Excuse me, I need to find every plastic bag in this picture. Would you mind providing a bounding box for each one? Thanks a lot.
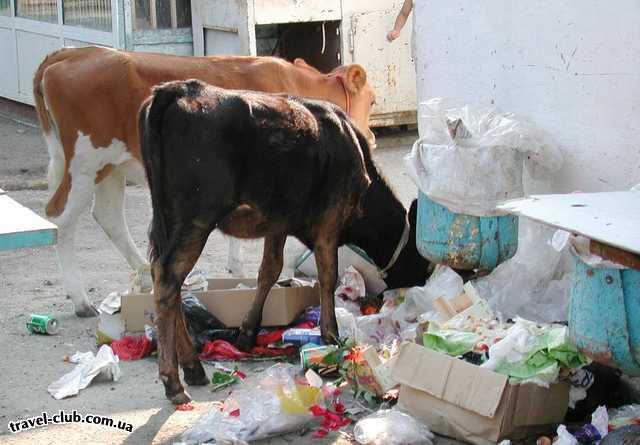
[354,312,401,347]
[555,425,579,445]
[182,269,208,292]
[110,334,154,360]
[571,235,628,269]
[181,364,322,444]
[353,409,433,445]
[181,292,228,351]
[404,265,464,322]
[423,329,479,357]
[556,406,609,445]
[335,307,357,340]
[473,218,572,323]
[48,345,121,399]
[481,318,587,386]
[609,404,640,427]
[405,98,563,216]
[335,265,366,301]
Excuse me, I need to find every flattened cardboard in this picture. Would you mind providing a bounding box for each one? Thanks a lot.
[392,342,569,445]
[121,278,319,332]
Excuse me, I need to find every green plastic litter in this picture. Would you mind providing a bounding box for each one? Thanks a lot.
[423,329,479,357]
[491,325,588,382]
[210,370,242,391]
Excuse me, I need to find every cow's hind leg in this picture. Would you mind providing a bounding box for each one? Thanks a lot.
[153,225,210,404]
[50,175,98,317]
[237,234,286,351]
[226,237,246,277]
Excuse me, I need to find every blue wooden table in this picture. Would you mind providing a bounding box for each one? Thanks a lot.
[0,188,58,251]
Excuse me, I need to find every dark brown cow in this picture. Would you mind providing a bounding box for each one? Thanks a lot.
[33,46,376,317]
[139,80,428,404]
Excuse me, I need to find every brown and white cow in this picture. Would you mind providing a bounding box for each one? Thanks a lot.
[33,46,377,317]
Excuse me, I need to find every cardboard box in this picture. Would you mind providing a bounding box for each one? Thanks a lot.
[121,278,319,332]
[391,342,569,445]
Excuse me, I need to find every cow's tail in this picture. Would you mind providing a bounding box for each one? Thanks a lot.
[139,83,187,264]
[33,48,76,217]
[33,48,71,134]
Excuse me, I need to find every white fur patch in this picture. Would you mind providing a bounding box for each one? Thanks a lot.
[43,131,65,194]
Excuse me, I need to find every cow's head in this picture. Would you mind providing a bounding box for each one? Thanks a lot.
[294,59,377,148]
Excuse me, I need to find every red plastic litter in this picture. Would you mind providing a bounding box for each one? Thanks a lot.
[310,404,326,416]
[310,403,351,435]
[175,403,194,411]
[256,328,286,346]
[199,340,251,361]
[313,428,329,439]
[111,335,154,361]
[295,321,316,330]
[229,409,240,417]
[250,345,297,357]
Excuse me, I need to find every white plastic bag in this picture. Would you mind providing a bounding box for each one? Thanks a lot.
[473,218,571,323]
[48,345,121,399]
[335,265,366,301]
[182,269,208,292]
[405,98,563,216]
[555,425,579,445]
[182,364,319,444]
[353,409,433,445]
[404,265,464,322]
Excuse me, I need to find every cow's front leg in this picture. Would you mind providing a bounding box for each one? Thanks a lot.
[314,237,339,344]
[237,234,286,351]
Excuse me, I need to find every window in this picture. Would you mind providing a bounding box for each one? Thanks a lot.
[133,0,190,30]
[16,0,58,22]
[0,0,10,16]
[63,0,112,31]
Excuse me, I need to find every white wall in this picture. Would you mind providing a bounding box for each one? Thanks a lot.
[414,0,640,193]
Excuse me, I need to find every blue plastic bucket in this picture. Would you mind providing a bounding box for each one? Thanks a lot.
[569,252,640,375]
[415,192,519,271]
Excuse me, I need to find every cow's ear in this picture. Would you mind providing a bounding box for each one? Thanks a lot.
[345,64,367,93]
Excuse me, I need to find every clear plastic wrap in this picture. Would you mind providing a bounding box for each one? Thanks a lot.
[403,265,464,323]
[335,265,367,301]
[473,218,571,323]
[182,364,321,444]
[353,409,434,445]
[405,98,563,216]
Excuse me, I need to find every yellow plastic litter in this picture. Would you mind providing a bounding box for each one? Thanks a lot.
[276,385,321,414]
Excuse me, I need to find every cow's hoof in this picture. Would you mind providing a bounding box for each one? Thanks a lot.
[320,323,339,345]
[75,304,99,318]
[236,330,256,352]
[170,390,192,405]
[183,363,208,386]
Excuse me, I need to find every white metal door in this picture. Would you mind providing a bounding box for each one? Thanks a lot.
[0,0,120,103]
[350,9,416,126]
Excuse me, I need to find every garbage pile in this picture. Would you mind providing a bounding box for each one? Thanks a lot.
[45,251,634,444]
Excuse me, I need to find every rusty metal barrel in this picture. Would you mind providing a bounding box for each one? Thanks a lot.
[415,192,519,272]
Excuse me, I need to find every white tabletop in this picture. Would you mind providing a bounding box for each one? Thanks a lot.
[498,192,640,255]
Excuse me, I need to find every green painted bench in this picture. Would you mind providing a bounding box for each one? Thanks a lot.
[0,188,58,251]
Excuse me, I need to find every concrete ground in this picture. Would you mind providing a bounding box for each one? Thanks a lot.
[0,107,461,444]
